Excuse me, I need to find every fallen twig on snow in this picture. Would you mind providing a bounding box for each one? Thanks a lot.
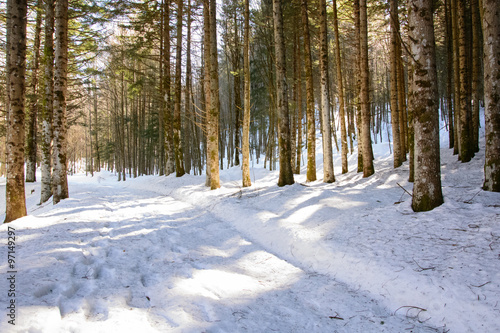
[394,305,427,322]
[471,281,491,288]
[397,183,412,197]
[412,258,435,272]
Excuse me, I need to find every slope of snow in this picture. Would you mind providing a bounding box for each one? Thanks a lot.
[1,127,499,332]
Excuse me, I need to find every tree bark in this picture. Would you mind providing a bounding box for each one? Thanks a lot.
[274,0,294,187]
[208,0,220,189]
[481,0,500,191]
[408,0,444,212]
[457,0,474,162]
[52,0,69,204]
[319,0,334,182]
[301,0,316,182]
[40,0,55,204]
[242,0,251,187]
[470,0,481,153]
[164,0,175,175]
[389,0,402,168]
[174,0,185,176]
[451,0,460,155]
[4,0,28,222]
[359,0,374,177]
[445,0,455,149]
[333,0,348,174]
[26,0,42,183]
[233,9,241,167]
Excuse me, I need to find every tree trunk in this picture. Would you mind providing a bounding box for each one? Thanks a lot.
[93,87,100,171]
[242,0,251,187]
[333,0,348,174]
[26,0,42,183]
[445,0,455,150]
[295,29,303,175]
[458,0,474,162]
[389,0,402,168]
[470,0,481,153]
[319,0,334,182]
[158,0,166,175]
[233,10,241,167]
[451,0,460,155]
[301,0,316,182]
[174,0,185,177]
[274,0,294,187]
[482,0,500,191]
[359,0,374,177]
[203,0,212,187]
[4,0,28,222]
[408,0,444,212]
[208,0,220,189]
[184,0,193,174]
[164,0,175,175]
[40,0,55,204]
[52,0,69,204]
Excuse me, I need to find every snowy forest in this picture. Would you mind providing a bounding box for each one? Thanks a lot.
[0,0,499,331]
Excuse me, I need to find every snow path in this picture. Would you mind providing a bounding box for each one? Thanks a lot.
[1,175,440,332]
[0,138,499,332]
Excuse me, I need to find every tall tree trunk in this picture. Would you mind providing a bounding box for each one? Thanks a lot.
[164,0,175,175]
[319,0,334,182]
[295,29,303,175]
[208,0,220,189]
[458,0,474,162]
[408,0,444,212]
[451,0,460,155]
[26,0,42,183]
[52,0,69,204]
[481,0,500,191]
[174,0,185,176]
[359,0,374,177]
[333,0,348,174]
[301,0,316,182]
[203,0,212,187]
[40,0,55,204]
[184,0,193,174]
[242,0,251,187]
[4,0,28,222]
[158,0,166,175]
[93,87,100,171]
[233,9,241,167]
[354,0,363,173]
[445,0,455,149]
[389,0,402,168]
[274,0,294,187]
[470,0,481,153]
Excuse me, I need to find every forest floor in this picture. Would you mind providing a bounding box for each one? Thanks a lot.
[1,138,500,332]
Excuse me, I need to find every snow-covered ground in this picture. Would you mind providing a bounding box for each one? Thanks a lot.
[1,130,499,332]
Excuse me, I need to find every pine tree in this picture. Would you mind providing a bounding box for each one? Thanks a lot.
[274,0,294,187]
[408,0,444,212]
[40,0,55,204]
[301,0,316,182]
[4,0,28,222]
[318,0,334,183]
[208,0,220,189]
[242,0,252,187]
[389,0,402,168]
[333,0,348,174]
[52,0,69,204]
[359,0,374,177]
[25,0,42,183]
[482,0,500,192]
[174,0,185,177]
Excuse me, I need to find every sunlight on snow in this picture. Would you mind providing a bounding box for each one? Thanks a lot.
[176,269,265,300]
